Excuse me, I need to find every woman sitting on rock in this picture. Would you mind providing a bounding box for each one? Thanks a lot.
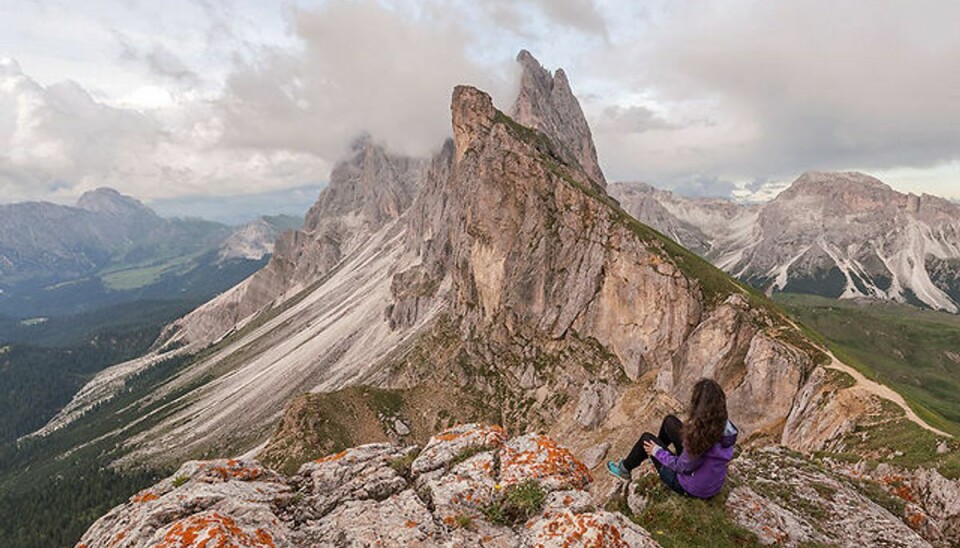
[606,378,738,499]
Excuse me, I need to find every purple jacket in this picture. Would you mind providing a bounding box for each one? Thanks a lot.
[653,421,738,499]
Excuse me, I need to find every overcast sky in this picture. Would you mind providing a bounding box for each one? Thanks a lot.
[1,0,958,221]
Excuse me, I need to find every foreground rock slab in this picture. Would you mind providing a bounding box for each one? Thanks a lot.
[77,424,659,547]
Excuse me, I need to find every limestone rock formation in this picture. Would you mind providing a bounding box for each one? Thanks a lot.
[76,425,659,547]
[218,215,301,262]
[611,172,960,313]
[159,136,427,349]
[42,51,821,469]
[512,50,606,188]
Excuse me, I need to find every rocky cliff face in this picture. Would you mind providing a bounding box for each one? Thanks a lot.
[611,173,960,313]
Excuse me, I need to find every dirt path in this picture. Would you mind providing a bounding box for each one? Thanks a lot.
[822,350,953,438]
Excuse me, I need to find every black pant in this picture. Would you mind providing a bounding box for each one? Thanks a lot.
[623,414,684,471]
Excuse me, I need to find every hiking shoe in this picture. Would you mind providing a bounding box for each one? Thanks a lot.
[606,460,631,481]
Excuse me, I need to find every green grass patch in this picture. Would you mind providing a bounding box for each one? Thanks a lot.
[388,450,420,478]
[100,253,199,291]
[852,477,906,517]
[453,512,474,529]
[774,293,960,438]
[628,474,761,548]
[481,480,547,526]
[844,418,960,479]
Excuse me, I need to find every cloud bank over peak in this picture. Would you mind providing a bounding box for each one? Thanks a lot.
[217,1,520,161]
[1,0,959,210]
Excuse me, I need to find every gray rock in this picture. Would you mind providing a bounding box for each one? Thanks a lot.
[394,417,411,436]
[730,448,932,547]
[574,383,618,430]
[411,423,507,475]
[581,442,611,469]
[627,480,649,516]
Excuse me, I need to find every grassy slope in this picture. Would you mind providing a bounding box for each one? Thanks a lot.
[774,293,960,437]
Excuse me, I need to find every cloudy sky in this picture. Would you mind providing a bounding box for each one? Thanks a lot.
[1,0,958,222]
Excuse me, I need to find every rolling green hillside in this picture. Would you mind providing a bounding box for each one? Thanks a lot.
[774,293,960,435]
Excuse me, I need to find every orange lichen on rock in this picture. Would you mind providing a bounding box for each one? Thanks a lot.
[500,434,592,489]
[198,460,265,482]
[314,450,349,464]
[905,507,927,530]
[435,424,507,446]
[881,475,917,503]
[157,511,276,548]
[533,511,631,548]
[131,490,159,503]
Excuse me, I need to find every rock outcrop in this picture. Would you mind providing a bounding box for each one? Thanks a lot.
[727,448,932,547]
[511,50,606,188]
[77,425,659,547]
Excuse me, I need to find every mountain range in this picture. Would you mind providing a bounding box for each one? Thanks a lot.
[610,172,960,313]
[7,51,960,547]
[0,188,300,319]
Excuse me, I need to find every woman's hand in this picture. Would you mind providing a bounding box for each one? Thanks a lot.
[643,440,660,456]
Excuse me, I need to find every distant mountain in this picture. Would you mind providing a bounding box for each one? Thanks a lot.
[611,172,960,312]
[0,189,300,318]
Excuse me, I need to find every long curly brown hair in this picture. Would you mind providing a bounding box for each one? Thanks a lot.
[682,378,729,457]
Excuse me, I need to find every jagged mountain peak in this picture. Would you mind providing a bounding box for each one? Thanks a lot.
[613,171,960,313]
[510,50,606,188]
[305,134,425,231]
[451,85,498,162]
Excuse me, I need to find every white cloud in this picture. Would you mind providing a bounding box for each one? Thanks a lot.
[585,0,960,188]
[216,1,520,160]
[0,57,328,205]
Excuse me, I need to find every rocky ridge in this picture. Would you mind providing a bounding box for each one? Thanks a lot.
[610,172,960,312]
[511,50,606,189]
